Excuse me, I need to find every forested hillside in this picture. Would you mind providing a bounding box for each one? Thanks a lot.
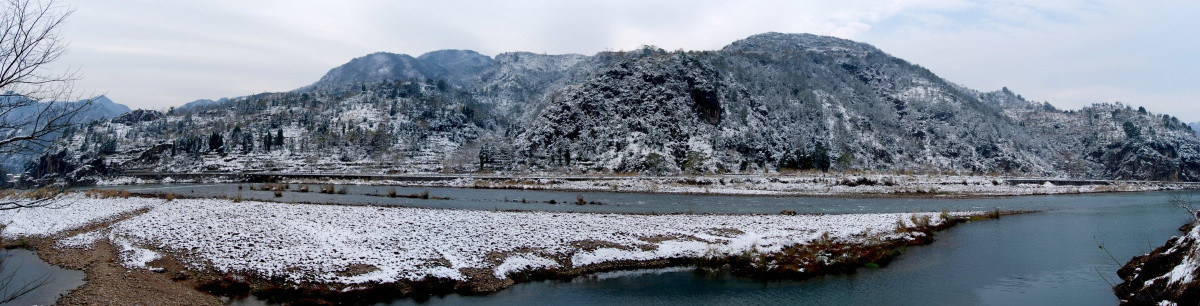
[22,33,1200,185]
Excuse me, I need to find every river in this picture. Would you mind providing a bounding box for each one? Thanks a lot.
[0,248,85,305]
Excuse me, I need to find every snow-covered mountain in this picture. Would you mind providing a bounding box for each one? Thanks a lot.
[308,50,498,90]
[30,33,1200,183]
[1,95,129,173]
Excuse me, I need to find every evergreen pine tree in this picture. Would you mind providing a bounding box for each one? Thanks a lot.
[209,131,224,153]
[276,129,285,147]
[263,130,272,151]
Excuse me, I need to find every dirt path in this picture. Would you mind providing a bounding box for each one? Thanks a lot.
[48,240,222,305]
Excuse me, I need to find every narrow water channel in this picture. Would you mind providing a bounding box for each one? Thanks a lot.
[0,248,85,305]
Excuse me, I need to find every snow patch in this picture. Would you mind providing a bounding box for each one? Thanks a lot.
[0,193,160,238]
[493,254,561,279]
[57,230,104,248]
[114,237,161,269]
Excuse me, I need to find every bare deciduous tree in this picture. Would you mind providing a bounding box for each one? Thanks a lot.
[0,1,77,301]
[0,0,84,211]
[0,0,88,156]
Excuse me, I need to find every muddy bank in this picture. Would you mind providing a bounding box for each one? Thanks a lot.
[4,233,222,305]
[1115,216,1200,305]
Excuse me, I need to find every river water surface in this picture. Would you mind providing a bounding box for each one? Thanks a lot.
[0,248,85,305]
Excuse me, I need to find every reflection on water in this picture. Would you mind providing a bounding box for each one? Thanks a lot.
[0,248,85,305]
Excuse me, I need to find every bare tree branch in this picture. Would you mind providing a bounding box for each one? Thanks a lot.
[0,257,51,304]
[0,1,78,302]
[0,0,87,156]
[0,194,54,210]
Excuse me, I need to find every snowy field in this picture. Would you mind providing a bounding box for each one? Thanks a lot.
[0,193,967,285]
[0,193,160,238]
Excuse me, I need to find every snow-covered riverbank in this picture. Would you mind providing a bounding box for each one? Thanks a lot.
[96,173,1198,197]
[0,192,976,295]
[314,174,1191,197]
[1116,217,1200,305]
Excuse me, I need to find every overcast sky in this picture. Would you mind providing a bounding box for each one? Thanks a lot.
[52,0,1199,121]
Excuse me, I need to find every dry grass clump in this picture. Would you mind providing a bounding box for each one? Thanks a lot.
[83,189,129,199]
[910,214,932,228]
[2,187,64,199]
[894,216,909,233]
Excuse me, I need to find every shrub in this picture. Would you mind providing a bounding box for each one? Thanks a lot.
[419,190,428,199]
[337,187,348,195]
[273,190,283,197]
[576,195,586,205]
[387,188,398,198]
[165,193,176,202]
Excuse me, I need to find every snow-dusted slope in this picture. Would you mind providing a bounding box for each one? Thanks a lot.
[30,33,1200,183]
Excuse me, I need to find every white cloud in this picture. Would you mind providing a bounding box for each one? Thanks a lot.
[48,0,1200,121]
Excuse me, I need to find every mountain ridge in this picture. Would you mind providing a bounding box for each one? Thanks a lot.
[25,32,1200,184]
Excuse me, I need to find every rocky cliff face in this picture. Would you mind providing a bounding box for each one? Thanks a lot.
[1116,217,1200,305]
[32,32,1200,181]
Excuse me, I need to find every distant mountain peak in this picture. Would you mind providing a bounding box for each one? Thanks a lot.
[722,32,877,54]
